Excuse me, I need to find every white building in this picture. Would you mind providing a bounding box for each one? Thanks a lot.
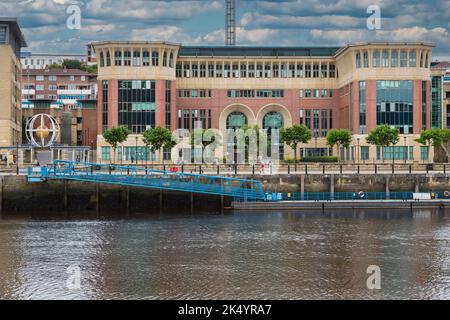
[21,52,88,69]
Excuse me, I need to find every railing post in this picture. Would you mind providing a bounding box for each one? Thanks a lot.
[444,164,447,175]
[288,165,290,175]
[90,166,94,175]
[163,164,166,172]
[181,164,184,173]
[235,164,238,175]
[305,164,308,175]
[252,164,255,176]
[426,164,429,174]
[199,165,202,175]
[217,165,220,175]
[109,165,112,175]
[340,164,342,174]
[409,164,412,174]
[322,165,325,175]
[127,168,130,176]
[392,163,394,174]
[357,165,360,174]
[375,164,377,174]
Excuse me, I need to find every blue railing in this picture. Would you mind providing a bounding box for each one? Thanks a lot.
[43,160,266,200]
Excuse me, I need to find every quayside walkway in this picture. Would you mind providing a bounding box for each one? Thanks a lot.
[33,160,266,201]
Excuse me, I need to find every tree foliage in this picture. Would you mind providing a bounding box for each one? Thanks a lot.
[47,59,97,73]
[102,126,130,162]
[366,124,400,147]
[326,129,353,149]
[281,125,312,162]
[415,128,450,147]
[142,127,174,162]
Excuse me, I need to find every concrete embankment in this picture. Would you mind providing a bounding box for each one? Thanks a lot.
[232,200,450,211]
[1,172,450,215]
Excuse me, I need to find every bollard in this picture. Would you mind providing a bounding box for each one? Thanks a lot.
[288,165,290,175]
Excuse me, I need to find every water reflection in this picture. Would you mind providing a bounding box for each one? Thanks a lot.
[0,209,449,299]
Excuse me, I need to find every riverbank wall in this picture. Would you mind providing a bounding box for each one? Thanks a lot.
[1,173,450,215]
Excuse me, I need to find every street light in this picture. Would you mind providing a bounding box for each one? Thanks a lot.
[404,136,407,164]
[357,137,360,165]
[135,136,138,165]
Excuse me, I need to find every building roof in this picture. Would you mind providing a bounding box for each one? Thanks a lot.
[179,46,341,57]
[0,17,27,47]
[431,61,450,70]
[21,52,87,58]
[22,68,96,76]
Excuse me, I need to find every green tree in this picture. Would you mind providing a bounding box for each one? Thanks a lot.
[416,128,450,162]
[142,127,173,163]
[366,124,400,163]
[190,128,220,163]
[102,126,130,163]
[281,125,311,166]
[326,129,353,160]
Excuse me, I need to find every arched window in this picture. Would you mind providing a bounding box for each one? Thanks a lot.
[355,52,361,68]
[163,50,167,67]
[169,51,174,68]
[420,51,424,68]
[425,52,429,68]
[226,111,247,129]
[106,51,111,66]
[363,51,369,67]
[263,111,284,160]
[100,51,104,67]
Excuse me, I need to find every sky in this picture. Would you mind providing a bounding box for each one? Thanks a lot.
[1,0,450,60]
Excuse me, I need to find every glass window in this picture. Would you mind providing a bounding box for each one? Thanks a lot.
[329,64,335,78]
[169,51,174,67]
[101,146,111,161]
[115,50,122,66]
[313,64,319,78]
[363,51,369,68]
[0,26,6,43]
[123,50,131,66]
[162,51,167,67]
[305,64,311,78]
[372,49,380,67]
[240,63,247,78]
[355,52,361,68]
[133,50,140,66]
[361,146,369,160]
[400,49,407,67]
[409,50,416,67]
[391,50,398,67]
[296,63,303,78]
[382,49,389,67]
[420,146,429,161]
[142,51,150,66]
[152,51,159,66]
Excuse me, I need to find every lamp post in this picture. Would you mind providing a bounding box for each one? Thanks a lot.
[357,137,360,165]
[135,136,138,165]
[404,136,407,164]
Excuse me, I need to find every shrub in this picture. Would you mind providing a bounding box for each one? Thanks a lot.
[296,156,338,163]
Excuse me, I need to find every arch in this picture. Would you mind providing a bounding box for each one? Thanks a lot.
[227,111,248,129]
[255,103,292,129]
[219,103,256,133]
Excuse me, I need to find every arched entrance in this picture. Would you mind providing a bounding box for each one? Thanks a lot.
[262,111,285,160]
[226,111,248,163]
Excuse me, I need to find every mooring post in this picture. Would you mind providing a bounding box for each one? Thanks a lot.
[300,175,305,200]
[385,175,390,200]
[0,177,3,218]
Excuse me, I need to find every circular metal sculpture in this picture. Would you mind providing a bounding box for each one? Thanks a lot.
[25,114,60,147]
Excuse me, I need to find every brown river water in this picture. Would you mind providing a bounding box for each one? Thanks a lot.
[0,209,449,299]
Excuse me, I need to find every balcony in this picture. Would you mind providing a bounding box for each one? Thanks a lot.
[57,89,92,95]
[22,89,35,95]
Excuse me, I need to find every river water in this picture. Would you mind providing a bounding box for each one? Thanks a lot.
[0,209,449,300]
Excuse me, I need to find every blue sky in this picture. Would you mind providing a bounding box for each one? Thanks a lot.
[1,0,449,60]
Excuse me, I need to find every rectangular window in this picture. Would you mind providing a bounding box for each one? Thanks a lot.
[133,50,141,66]
[256,64,263,78]
[321,64,327,78]
[400,49,407,67]
[124,50,131,66]
[422,81,427,129]
[142,51,150,66]
[240,63,247,78]
[329,64,335,78]
[289,64,295,78]
[373,49,380,67]
[363,51,369,68]
[216,63,223,78]
[0,26,6,43]
[305,110,311,129]
[200,63,206,78]
[101,146,111,161]
[305,89,312,98]
[224,63,230,78]
[115,50,123,66]
[36,76,44,81]
[313,64,319,78]
[165,80,171,130]
[208,63,214,77]
[192,63,199,77]
[49,76,57,81]
[152,51,159,66]
[313,110,319,137]
[361,146,369,161]
[420,146,429,161]
[409,50,416,67]
[382,49,389,67]
[296,63,303,78]
[102,80,108,131]
[321,109,328,137]
[391,49,398,67]
[359,81,366,134]
[248,64,255,78]
[305,64,311,78]
[273,64,279,78]
[409,146,414,160]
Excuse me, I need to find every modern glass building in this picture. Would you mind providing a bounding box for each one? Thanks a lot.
[93,41,435,163]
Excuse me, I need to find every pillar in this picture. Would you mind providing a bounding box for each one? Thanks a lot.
[330,174,335,200]
[385,175,390,200]
[300,175,305,200]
